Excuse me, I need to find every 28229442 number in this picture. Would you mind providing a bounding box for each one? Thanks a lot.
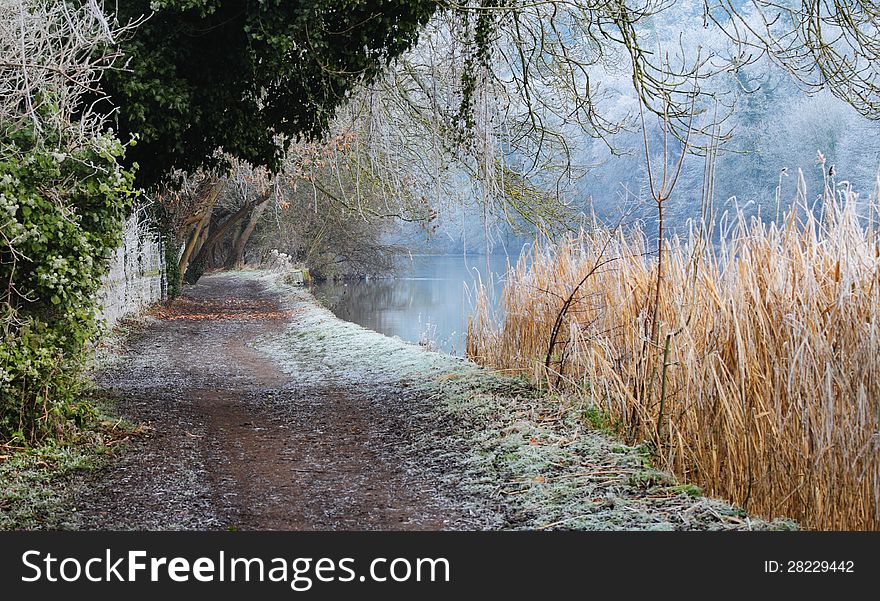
[764,560,854,573]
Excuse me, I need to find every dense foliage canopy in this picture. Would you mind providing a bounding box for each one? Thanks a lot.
[105,0,438,186]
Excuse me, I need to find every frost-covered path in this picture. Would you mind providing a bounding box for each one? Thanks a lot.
[67,270,771,531]
[69,272,484,530]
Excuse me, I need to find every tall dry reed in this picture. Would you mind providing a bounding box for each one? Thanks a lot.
[468,177,880,530]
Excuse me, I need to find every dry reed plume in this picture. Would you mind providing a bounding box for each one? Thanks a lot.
[467,175,880,530]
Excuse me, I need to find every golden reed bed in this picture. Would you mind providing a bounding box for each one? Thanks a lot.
[468,182,880,530]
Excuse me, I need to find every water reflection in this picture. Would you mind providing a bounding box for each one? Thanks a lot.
[311,255,514,355]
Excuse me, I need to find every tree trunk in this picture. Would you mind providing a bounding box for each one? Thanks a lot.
[177,178,225,286]
[192,216,212,259]
[227,197,270,269]
[190,191,271,271]
[177,211,210,282]
[184,217,214,284]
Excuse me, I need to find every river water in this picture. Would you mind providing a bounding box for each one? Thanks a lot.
[310,254,515,355]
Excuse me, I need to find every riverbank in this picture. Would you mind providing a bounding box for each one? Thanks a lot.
[1,269,790,530]
[260,270,788,529]
[309,253,514,355]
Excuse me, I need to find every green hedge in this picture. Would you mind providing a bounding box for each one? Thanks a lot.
[0,127,137,443]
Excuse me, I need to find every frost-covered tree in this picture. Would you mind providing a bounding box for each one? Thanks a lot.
[0,0,133,140]
[372,1,880,241]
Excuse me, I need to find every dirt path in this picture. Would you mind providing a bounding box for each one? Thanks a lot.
[67,271,774,531]
[69,273,475,530]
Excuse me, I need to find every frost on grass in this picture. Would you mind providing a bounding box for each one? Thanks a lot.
[243,270,790,530]
[0,440,111,530]
[254,273,476,388]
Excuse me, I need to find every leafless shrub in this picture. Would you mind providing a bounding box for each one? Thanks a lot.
[0,0,137,143]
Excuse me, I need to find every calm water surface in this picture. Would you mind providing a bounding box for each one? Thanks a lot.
[311,255,516,355]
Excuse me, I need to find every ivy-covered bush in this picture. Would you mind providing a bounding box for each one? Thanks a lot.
[0,127,136,443]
